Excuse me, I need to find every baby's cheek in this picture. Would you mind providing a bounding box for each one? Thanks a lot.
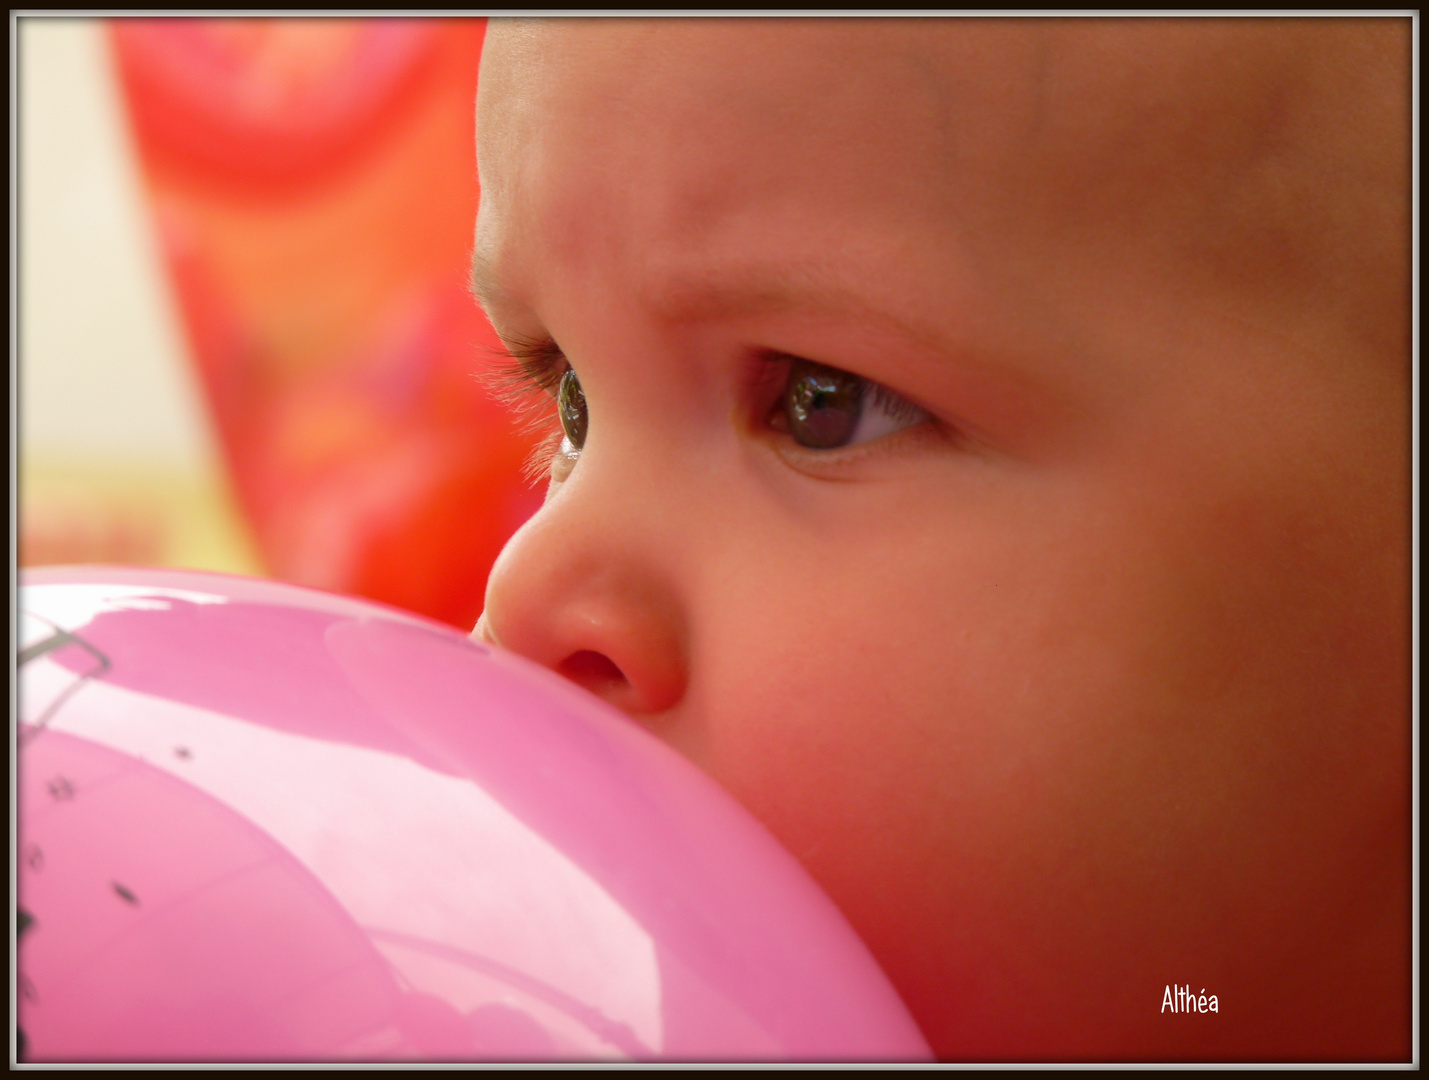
[687,598,1057,1032]
[684,519,1296,1058]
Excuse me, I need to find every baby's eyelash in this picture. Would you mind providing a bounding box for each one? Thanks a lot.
[479,334,570,484]
[484,334,569,400]
[760,351,926,424]
[865,381,926,425]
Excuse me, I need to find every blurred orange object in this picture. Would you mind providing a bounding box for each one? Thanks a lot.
[109,17,541,630]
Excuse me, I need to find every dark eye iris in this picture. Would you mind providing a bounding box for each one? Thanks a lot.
[783,358,864,449]
[558,368,588,451]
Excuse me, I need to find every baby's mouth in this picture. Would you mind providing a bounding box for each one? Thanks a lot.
[471,612,497,647]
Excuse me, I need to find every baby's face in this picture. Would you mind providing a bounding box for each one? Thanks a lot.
[473,19,1409,1060]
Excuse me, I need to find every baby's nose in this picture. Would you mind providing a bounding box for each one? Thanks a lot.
[475,483,688,719]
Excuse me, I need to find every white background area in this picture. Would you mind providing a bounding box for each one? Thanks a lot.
[18,17,223,476]
[16,16,259,574]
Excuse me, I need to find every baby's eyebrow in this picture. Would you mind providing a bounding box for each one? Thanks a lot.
[471,243,951,362]
[642,265,951,357]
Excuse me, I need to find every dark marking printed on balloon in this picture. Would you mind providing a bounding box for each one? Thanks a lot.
[111,882,140,906]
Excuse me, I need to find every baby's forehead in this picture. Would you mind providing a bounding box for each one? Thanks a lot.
[483,19,1318,186]
[484,23,1339,234]
[479,19,1402,366]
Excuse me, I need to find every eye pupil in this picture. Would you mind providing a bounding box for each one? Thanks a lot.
[785,359,863,449]
[558,368,588,451]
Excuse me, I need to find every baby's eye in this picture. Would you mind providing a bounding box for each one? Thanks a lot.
[771,357,929,450]
[557,367,588,453]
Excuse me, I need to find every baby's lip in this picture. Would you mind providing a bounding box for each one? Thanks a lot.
[471,612,498,647]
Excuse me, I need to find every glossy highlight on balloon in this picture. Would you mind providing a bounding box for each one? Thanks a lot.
[17,566,932,1063]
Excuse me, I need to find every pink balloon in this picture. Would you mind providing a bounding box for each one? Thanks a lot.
[17,566,931,1063]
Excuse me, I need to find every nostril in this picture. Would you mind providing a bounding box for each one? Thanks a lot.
[558,649,627,695]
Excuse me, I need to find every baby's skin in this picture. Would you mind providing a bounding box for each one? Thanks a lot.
[470,18,1410,1061]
